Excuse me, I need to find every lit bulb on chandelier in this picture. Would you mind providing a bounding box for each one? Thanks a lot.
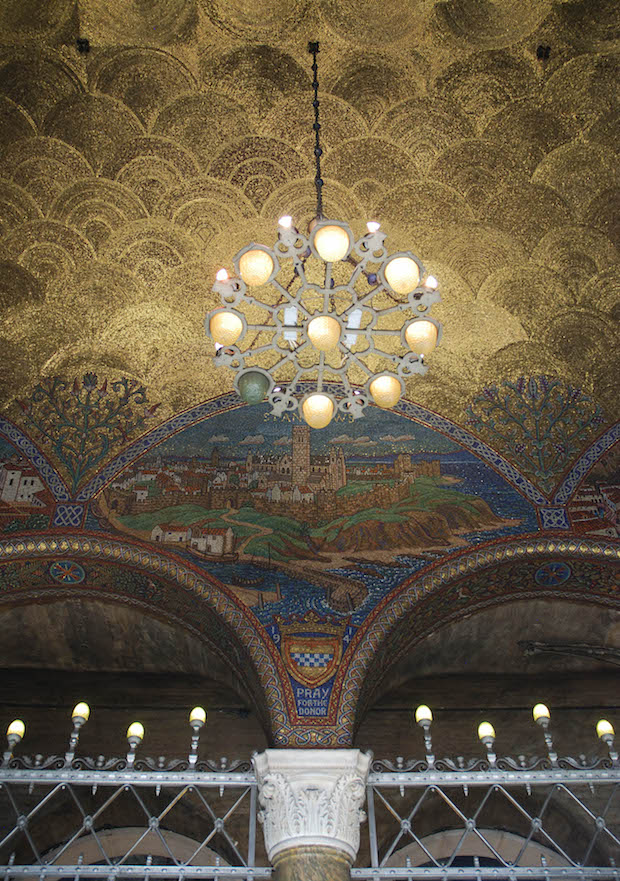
[204,40,443,428]
[312,223,351,262]
[307,315,341,352]
[302,393,335,429]
[384,256,420,294]
[209,311,243,346]
[369,375,402,409]
[238,248,274,286]
[404,319,438,356]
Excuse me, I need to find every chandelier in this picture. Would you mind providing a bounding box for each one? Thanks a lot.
[205,42,442,429]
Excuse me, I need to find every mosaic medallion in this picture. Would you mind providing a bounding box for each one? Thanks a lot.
[49,560,86,584]
[534,561,571,587]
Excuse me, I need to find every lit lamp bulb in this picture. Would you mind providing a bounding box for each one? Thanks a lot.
[313,224,351,262]
[209,311,243,346]
[189,706,207,728]
[478,721,495,742]
[369,375,402,409]
[239,248,274,286]
[65,702,90,765]
[414,705,434,765]
[415,705,433,725]
[278,215,293,228]
[4,719,25,762]
[478,721,496,764]
[215,268,229,282]
[424,274,438,289]
[126,721,144,767]
[597,719,614,740]
[307,316,341,351]
[7,719,25,741]
[72,702,90,723]
[302,394,335,429]
[384,256,420,294]
[367,221,380,233]
[188,706,207,766]
[127,722,145,743]
[405,320,438,356]
[533,704,551,724]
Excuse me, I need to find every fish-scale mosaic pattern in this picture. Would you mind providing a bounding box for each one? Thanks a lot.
[0,0,617,445]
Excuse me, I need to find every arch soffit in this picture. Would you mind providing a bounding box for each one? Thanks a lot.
[336,534,620,738]
[0,531,287,739]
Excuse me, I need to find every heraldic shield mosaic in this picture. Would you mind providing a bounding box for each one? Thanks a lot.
[78,399,540,719]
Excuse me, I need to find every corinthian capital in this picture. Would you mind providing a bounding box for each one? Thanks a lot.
[253,749,371,863]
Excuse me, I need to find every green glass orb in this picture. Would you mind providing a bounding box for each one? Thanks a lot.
[238,371,270,405]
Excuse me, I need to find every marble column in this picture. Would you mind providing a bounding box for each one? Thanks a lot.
[253,749,371,881]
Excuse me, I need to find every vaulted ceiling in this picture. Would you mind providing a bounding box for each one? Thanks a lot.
[0,0,618,752]
[0,0,617,427]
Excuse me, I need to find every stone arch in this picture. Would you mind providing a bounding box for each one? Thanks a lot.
[45,827,229,868]
[335,534,620,742]
[384,829,572,869]
[0,531,289,741]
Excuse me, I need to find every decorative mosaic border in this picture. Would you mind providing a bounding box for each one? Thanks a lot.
[333,534,620,742]
[395,400,548,505]
[0,531,289,738]
[76,394,241,500]
[0,417,70,500]
[552,423,620,504]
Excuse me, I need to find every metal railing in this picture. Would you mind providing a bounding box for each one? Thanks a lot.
[1,754,619,880]
[356,756,620,879]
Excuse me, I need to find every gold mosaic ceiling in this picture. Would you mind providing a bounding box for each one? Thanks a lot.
[0,0,618,425]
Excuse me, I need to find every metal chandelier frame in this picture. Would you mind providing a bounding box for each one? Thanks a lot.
[205,42,442,425]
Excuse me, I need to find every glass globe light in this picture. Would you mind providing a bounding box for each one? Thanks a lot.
[72,702,90,722]
[307,316,341,351]
[127,721,145,741]
[369,375,402,409]
[302,394,335,429]
[313,224,351,262]
[405,319,438,356]
[189,706,207,725]
[415,705,433,724]
[596,719,614,739]
[478,721,495,741]
[239,248,274,286]
[384,256,420,294]
[238,370,271,405]
[209,312,243,346]
[7,719,25,739]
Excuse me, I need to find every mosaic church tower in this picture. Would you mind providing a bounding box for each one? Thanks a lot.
[291,425,311,485]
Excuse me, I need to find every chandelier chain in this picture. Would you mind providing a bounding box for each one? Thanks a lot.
[308,40,323,219]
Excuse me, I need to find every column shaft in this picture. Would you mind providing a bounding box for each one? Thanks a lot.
[273,845,351,881]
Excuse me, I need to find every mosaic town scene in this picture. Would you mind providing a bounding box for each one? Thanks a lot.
[91,404,538,627]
